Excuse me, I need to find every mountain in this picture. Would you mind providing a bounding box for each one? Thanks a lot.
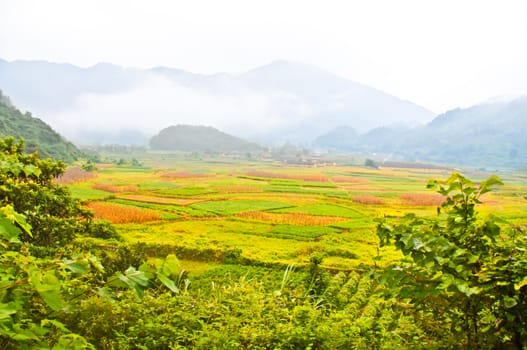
[0,90,84,162]
[149,125,263,153]
[312,126,360,151]
[0,59,144,113]
[0,58,435,145]
[314,97,527,168]
[239,61,434,137]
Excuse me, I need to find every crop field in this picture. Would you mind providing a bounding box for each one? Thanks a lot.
[68,157,527,272]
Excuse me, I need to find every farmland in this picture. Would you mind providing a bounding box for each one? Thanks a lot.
[66,155,527,272]
[3,140,527,348]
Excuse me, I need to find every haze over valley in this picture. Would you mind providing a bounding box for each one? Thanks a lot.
[1,56,526,168]
[0,58,435,145]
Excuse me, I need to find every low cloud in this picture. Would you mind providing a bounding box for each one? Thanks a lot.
[50,74,313,145]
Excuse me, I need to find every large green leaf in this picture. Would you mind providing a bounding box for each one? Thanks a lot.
[159,254,180,278]
[114,267,151,298]
[157,273,180,294]
[63,259,89,274]
[0,302,18,320]
[29,270,65,311]
[0,216,21,243]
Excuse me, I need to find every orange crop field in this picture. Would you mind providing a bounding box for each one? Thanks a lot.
[87,201,161,224]
[352,195,385,205]
[236,210,348,225]
[93,183,139,193]
[400,193,445,206]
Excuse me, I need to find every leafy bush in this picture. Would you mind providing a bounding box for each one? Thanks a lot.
[377,173,527,348]
[0,137,92,245]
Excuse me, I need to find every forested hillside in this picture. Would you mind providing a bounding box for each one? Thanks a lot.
[0,90,83,162]
[149,124,263,153]
[314,97,527,168]
[0,59,435,145]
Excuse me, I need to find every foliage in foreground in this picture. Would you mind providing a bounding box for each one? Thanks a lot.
[0,138,185,348]
[377,173,527,349]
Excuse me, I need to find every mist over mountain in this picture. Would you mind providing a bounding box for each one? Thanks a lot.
[0,58,144,112]
[314,97,527,168]
[0,58,435,145]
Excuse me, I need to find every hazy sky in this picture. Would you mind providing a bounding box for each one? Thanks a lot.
[1,0,526,113]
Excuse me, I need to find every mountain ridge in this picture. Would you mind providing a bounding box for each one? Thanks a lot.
[314,96,527,168]
[0,58,436,145]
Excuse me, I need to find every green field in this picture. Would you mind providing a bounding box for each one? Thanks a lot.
[68,157,527,271]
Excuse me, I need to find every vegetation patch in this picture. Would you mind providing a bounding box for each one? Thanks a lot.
[275,204,364,218]
[93,183,139,193]
[400,193,444,206]
[329,218,375,230]
[115,194,202,205]
[246,170,329,182]
[352,194,385,205]
[55,166,97,184]
[138,181,180,191]
[332,175,368,183]
[236,211,347,226]
[191,200,292,215]
[68,184,112,201]
[160,170,215,178]
[267,225,339,241]
[162,186,215,197]
[87,201,161,224]
[215,185,264,193]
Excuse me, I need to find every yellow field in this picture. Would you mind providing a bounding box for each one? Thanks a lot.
[69,157,527,271]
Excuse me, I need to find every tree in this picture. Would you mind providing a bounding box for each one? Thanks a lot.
[377,173,527,349]
[364,158,378,168]
[0,137,185,348]
[0,137,92,246]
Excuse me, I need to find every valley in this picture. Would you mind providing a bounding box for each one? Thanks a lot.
[2,1,527,346]
[64,154,527,272]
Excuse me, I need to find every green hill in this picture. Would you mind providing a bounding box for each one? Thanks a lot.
[0,90,83,162]
[149,125,263,153]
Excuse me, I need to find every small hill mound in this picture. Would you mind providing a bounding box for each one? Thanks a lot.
[0,90,83,162]
[149,125,263,153]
